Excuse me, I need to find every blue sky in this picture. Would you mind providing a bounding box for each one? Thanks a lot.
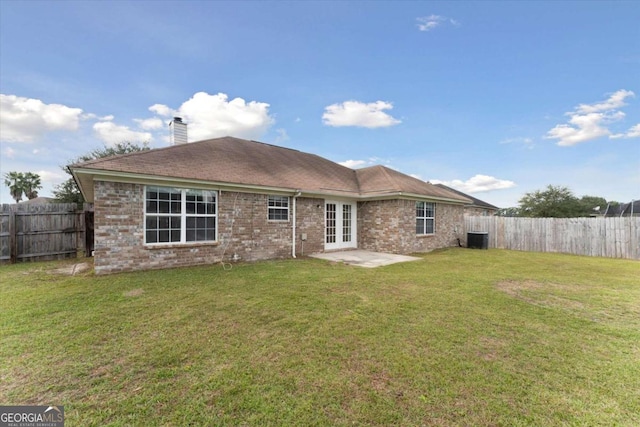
[1,1,638,207]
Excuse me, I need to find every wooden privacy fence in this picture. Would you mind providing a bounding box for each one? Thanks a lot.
[465,216,640,260]
[0,203,93,264]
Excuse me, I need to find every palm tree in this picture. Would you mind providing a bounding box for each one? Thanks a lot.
[3,171,25,203]
[23,172,42,200]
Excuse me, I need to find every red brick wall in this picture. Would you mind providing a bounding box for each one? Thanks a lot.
[358,199,465,254]
[93,181,325,274]
[294,197,325,256]
[93,181,464,273]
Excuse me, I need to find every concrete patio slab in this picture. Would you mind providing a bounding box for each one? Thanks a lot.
[309,250,421,268]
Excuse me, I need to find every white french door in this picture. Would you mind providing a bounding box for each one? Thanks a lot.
[325,200,357,250]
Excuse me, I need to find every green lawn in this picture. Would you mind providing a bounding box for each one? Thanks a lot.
[1,249,639,426]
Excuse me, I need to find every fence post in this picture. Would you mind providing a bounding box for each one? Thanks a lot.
[9,210,17,264]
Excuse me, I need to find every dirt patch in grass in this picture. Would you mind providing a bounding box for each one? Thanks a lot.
[124,288,144,297]
[51,262,92,276]
[496,280,586,310]
[476,336,506,361]
[498,280,640,329]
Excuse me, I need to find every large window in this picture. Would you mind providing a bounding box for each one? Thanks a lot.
[145,186,217,244]
[268,195,289,221]
[416,201,435,235]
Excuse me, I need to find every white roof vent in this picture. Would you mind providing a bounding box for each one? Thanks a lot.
[169,117,188,145]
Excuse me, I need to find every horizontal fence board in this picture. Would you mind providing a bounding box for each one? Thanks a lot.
[17,249,78,259]
[465,216,640,260]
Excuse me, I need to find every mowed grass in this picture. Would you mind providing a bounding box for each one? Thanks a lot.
[1,249,639,426]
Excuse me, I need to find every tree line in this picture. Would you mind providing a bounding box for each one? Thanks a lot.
[497,185,616,218]
[51,141,150,204]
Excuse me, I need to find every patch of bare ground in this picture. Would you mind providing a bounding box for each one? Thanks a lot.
[51,262,92,276]
[496,280,585,309]
[495,280,640,327]
[477,336,506,362]
[124,288,144,297]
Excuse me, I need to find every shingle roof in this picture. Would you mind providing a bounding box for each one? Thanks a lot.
[72,137,469,203]
[604,200,640,217]
[434,184,499,210]
[357,166,468,200]
[74,137,359,194]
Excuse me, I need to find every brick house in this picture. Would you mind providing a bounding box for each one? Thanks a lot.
[71,136,470,274]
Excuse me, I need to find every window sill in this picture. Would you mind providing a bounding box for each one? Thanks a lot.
[416,234,435,238]
[144,241,220,250]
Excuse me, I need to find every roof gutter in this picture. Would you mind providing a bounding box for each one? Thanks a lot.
[357,191,471,205]
[292,190,302,258]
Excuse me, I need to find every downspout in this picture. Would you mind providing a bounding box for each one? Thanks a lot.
[292,190,301,258]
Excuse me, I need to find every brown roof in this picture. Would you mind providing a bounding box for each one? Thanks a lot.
[72,137,469,203]
[434,184,499,210]
[357,166,468,200]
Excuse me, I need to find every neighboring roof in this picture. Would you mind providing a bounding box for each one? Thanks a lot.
[434,184,499,210]
[604,200,640,217]
[21,196,54,204]
[71,137,469,204]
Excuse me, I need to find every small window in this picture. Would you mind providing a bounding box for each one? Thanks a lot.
[268,195,289,221]
[416,201,435,235]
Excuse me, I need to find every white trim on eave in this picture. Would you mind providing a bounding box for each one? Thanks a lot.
[71,168,304,202]
[71,168,471,205]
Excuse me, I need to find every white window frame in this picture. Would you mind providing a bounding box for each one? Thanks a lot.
[144,185,217,245]
[268,195,290,221]
[416,201,435,235]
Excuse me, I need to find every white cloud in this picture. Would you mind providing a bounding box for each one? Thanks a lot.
[134,117,165,130]
[576,89,634,114]
[432,174,516,193]
[546,112,619,147]
[499,136,535,149]
[150,92,274,141]
[339,157,388,169]
[37,169,67,185]
[626,123,640,138]
[611,123,640,139]
[2,146,16,159]
[149,104,173,117]
[339,159,368,168]
[82,113,113,121]
[0,94,83,142]
[274,128,289,143]
[416,15,460,32]
[545,90,636,146]
[93,121,153,146]
[322,100,401,128]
